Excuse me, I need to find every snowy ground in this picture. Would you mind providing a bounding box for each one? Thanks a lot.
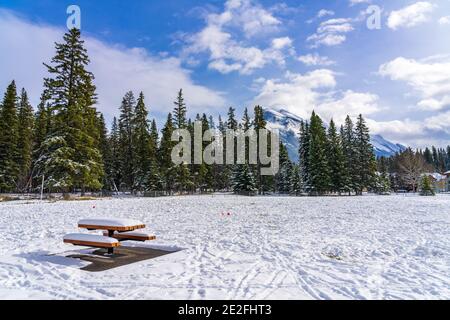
[0,194,449,300]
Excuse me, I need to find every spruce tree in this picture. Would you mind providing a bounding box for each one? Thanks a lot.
[172,90,192,193]
[420,175,435,196]
[159,113,176,194]
[233,163,257,194]
[290,164,302,196]
[277,143,292,193]
[16,88,34,191]
[132,92,152,191]
[109,117,121,192]
[173,89,187,129]
[0,81,19,192]
[39,28,103,192]
[307,112,330,195]
[298,120,310,192]
[354,114,377,195]
[97,113,111,191]
[147,119,163,191]
[342,117,357,195]
[253,105,272,194]
[327,119,346,194]
[118,91,136,191]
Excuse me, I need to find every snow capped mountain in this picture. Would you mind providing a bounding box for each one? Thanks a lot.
[370,134,407,158]
[263,108,406,162]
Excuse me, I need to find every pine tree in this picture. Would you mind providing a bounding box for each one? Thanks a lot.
[31,92,51,189]
[298,120,310,192]
[118,91,136,191]
[342,117,357,195]
[132,92,152,191]
[253,105,272,194]
[16,88,34,191]
[97,113,111,191]
[146,119,163,191]
[354,114,377,195]
[290,164,302,196]
[0,81,19,192]
[327,119,346,194]
[277,143,292,193]
[172,90,192,193]
[420,175,435,196]
[173,89,187,129]
[159,113,176,194]
[308,112,330,195]
[233,163,257,194]
[109,117,121,192]
[38,28,103,192]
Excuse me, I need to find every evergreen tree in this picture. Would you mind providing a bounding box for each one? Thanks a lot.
[16,88,34,191]
[97,113,111,191]
[146,119,163,191]
[298,120,310,193]
[109,117,121,192]
[277,143,292,193]
[172,90,192,193]
[308,112,330,195]
[253,105,272,194]
[420,175,435,196]
[290,164,302,196]
[342,117,357,194]
[0,81,19,192]
[327,119,346,194]
[159,113,176,194]
[132,92,152,191]
[232,163,257,194]
[173,89,187,129]
[354,114,377,195]
[38,28,103,192]
[118,91,136,190]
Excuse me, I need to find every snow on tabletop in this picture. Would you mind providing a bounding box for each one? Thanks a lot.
[1,195,449,299]
[78,218,144,227]
[63,233,119,244]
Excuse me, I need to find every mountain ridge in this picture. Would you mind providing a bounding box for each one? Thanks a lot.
[263,108,407,162]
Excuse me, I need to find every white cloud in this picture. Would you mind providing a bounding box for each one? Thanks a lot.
[183,0,291,74]
[271,37,292,49]
[349,0,371,6]
[0,10,226,122]
[307,18,354,47]
[317,9,335,18]
[387,2,435,30]
[252,69,379,123]
[438,16,450,25]
[298,53,336,66]
[379,56,450,111]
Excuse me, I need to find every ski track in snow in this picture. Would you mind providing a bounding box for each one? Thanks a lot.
[0,195,449,300]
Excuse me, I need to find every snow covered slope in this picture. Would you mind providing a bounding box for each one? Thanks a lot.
[264,108,406,162]
[0,195,449,299]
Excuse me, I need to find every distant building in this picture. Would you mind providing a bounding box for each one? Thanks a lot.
[423,173,447,193]
[444,171,450,192]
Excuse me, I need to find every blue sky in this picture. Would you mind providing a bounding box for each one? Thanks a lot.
[1,0,450,147]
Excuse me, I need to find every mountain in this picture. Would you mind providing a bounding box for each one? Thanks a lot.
[263,108,406,162]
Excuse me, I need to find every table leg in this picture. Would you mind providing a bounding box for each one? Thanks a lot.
[107,230,114,255]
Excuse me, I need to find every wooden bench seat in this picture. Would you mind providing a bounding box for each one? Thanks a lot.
[103,231,156,242]
[63,233,120,249]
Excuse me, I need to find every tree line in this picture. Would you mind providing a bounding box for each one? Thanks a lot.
[1,28,445,196]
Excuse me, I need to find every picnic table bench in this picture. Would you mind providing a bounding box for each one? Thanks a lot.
[64,218,156,254]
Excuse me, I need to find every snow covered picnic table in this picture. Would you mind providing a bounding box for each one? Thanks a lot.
[78,218,146,232]
[64,218,154,254]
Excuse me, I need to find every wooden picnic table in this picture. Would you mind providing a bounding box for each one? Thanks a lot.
[77,218,147,254]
